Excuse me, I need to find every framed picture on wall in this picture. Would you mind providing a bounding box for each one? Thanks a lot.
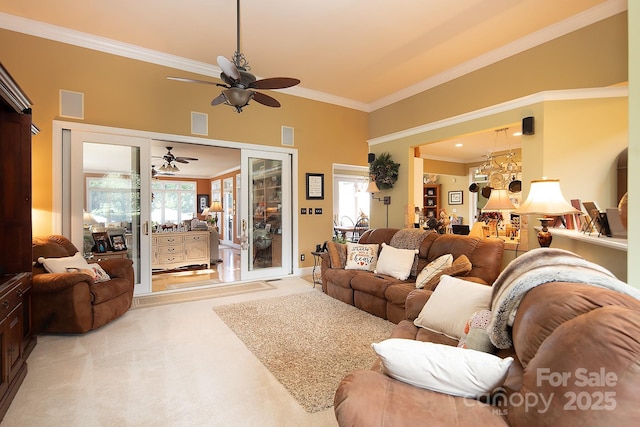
[448,190,463,205]
[306,173,324,200]
[197,194,210,213]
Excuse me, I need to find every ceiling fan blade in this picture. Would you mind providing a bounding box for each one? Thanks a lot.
[250,77,301,90]
[211,93,226,106]
[217,55,240,81]
[253,91,281,108]
[174,158,189,164]
[167,76,217,85]
[176,156,199,162]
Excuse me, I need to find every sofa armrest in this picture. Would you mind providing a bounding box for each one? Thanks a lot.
[405,288,434,320]
[98,258,134,279]
[32,272,92,293]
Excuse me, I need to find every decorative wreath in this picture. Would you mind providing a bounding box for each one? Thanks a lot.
[370,152,400,190]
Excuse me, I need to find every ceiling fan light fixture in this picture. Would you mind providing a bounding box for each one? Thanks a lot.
[171,164,180,172]
[222,88,253,112]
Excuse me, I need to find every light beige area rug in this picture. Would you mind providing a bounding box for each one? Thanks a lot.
[132,281,275,309]
[213,290,395,413]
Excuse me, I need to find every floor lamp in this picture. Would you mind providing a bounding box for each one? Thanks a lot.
[366,179,391,228]
[515,179,580,247]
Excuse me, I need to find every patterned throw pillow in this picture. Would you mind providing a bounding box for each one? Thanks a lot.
[326,241,348,268]
[415,254,453,289]
[424,254,473,290]
[345,243,379,271]
[66,264,111,283]
[458,309,496,353]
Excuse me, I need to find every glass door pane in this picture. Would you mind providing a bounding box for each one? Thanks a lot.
[240,150,291,280]
[70,131,151,295]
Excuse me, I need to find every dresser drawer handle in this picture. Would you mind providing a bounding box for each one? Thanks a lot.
[2,301,9,309]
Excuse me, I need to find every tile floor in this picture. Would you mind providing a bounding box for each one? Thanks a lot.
[3,277,338,427]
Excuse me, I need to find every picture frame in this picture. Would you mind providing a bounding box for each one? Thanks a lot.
[110,234,127,251]
[306,173,324,200]
[448,190,463,205]
[197,194,210,214]
[92,232,111,253]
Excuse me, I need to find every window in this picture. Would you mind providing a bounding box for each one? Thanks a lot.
[151,180,197,225]
[333,174,370,226]
[87,174,139,224]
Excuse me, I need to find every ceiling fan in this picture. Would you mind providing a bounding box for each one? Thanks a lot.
[152,146,198,172]
[168,0,300,113]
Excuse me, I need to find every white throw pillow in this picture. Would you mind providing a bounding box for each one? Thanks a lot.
[415,254,453,289]
[372,338,513,399]
[38,252,90,274]
[345,243,379,271]
[375,243,418,280]
[66,264,112,283]
[414,275,491,339]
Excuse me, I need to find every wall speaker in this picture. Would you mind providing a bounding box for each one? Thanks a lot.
[191,112,208,135]
[368,153,375,164]
[60,90,84,119]
[522,116,535,135]
[281,126,294,146]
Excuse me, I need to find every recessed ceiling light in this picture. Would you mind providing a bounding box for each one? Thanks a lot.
[512,132,522,137]
[455,143,463,147]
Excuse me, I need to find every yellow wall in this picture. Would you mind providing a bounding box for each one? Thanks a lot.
[0,29,368,269]
[369,12,628,138]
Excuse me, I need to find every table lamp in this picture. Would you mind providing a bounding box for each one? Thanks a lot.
[209,200,224,228]
[515,179,579,247]
[482,188,516,238]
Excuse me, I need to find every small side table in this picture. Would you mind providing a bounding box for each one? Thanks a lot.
[88,251,128,263]
[311,251,324,288]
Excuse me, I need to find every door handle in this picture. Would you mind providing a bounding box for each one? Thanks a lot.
[143,221,149,235]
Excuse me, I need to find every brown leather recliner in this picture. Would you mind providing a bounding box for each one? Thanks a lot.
[32,235,135,334]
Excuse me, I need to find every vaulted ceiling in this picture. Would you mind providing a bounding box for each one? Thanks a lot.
[0,0,623,111]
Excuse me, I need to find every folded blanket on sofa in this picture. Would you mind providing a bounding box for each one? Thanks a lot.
[488,247,640,349]
[390,228,431,276]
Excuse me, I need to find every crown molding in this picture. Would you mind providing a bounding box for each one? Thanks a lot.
[368,86,629,146]
[0,0,627,113]
[368,0,628,111]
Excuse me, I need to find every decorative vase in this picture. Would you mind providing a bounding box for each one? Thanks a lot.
[618,192,628,229]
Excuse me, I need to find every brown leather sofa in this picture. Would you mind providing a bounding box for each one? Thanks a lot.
[334,281,640,426]
[32,235,135,334]
[320,228,504,323]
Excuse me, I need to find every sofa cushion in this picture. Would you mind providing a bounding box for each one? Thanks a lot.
[375,243,418,280]
[372,338,513,398]
[415,254,453,289]
[414,275,491,339]
[90,276,134,305]
[326,241,347,268]
[345,243,379,271]
[323,268,361,289]
[351,273,401,299]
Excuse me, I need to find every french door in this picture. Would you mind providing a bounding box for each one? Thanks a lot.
[69,131,152,295]
[240,150,292,280]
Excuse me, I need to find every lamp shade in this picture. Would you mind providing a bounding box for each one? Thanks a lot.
[83,211,98,225]
[482,188,515,211]
[515,179,579,215]
[366,180,380,193]
[209,200,224,212]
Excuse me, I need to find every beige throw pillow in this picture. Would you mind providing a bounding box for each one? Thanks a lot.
[415,254,453,289]
[345,243,379,271]
[375,243,418,280]
[414,275,492,340]
[38,252,90,274]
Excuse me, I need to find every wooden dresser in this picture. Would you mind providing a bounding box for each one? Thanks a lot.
[0,63,36,421]
[152,231,210,271]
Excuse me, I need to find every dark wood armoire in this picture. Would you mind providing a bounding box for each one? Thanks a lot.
[0,63,36,420]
